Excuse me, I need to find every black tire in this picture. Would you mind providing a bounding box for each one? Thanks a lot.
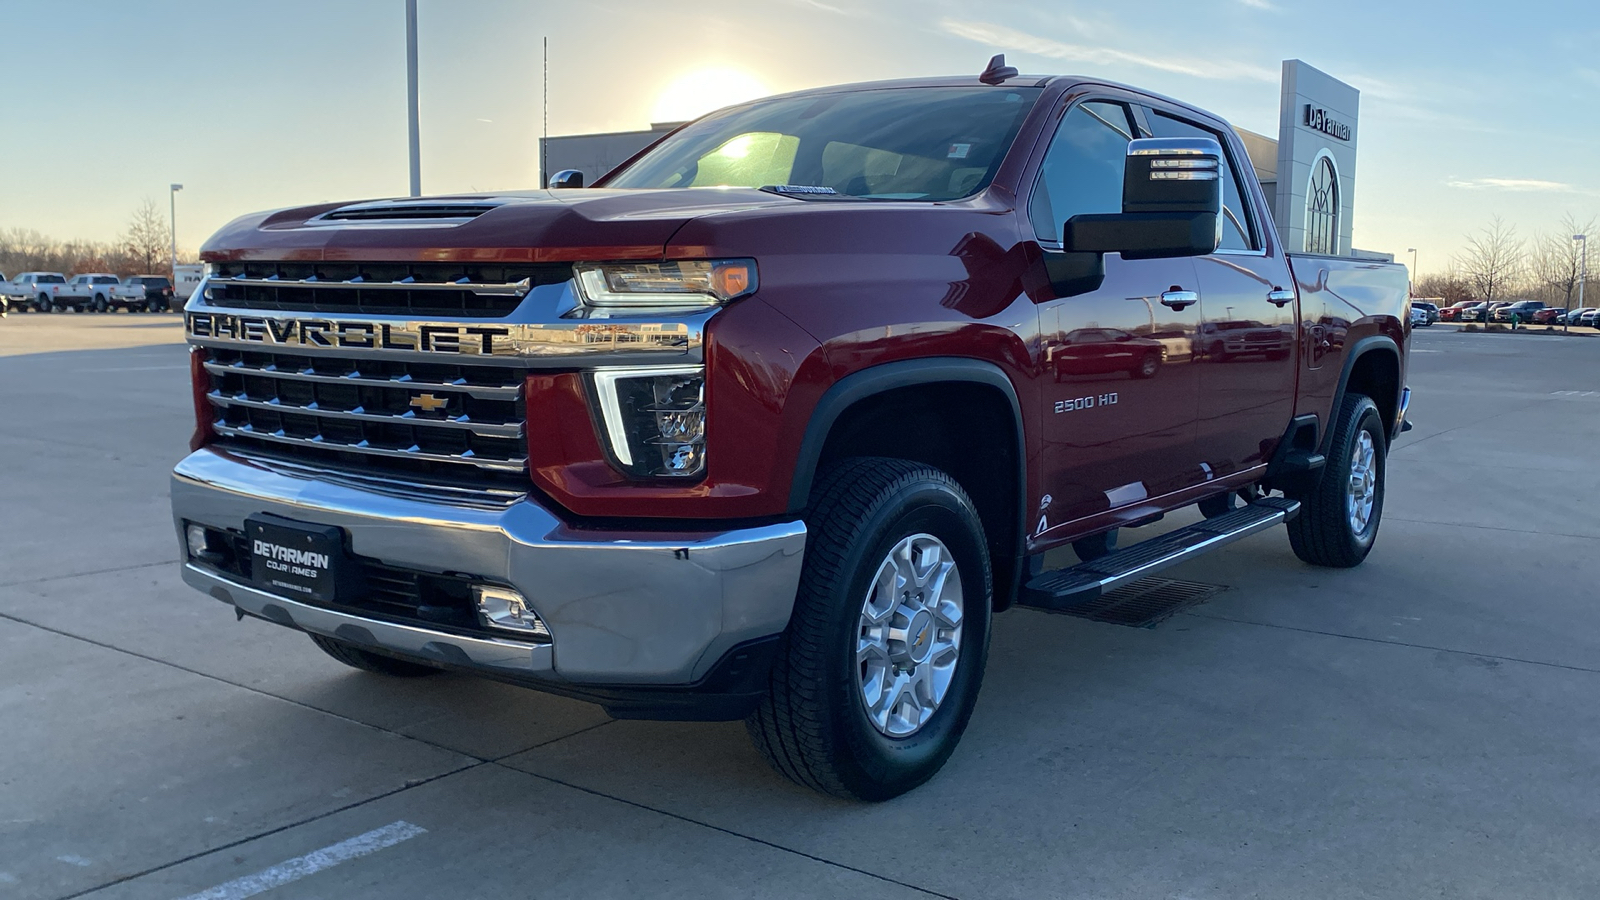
[37,294,51,313]
[1286,394,1386,567]
[307,633,444,677]
[746,457,993,801]
[93,295,108,313]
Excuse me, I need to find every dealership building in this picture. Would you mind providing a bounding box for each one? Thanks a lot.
[541,59,1382,260]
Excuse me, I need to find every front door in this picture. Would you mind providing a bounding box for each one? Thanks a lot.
[1027,98,1206,540]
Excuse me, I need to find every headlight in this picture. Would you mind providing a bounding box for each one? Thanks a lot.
[592,366,707,478]
[574,259,756,310]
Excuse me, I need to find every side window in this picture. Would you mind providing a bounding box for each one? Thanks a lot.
[1028,101,1136,244]
[1145,110,1258,251]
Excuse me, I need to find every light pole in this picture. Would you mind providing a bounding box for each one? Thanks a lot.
[406,0,421,197]
[1407,248,1417,296]
[169,183,184,277]
[1576,234,1588,335]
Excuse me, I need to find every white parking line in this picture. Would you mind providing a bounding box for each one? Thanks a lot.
[174,821,427,900]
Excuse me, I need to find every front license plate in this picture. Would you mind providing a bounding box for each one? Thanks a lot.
[246,514,346,604]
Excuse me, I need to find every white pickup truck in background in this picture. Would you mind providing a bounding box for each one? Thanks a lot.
[55,273,150,313]
[1,272,68,312]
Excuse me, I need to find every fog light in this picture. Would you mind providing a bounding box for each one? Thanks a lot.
[474,586,550,639]
[186,524,210,559]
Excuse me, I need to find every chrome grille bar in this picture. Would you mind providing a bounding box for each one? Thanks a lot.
[212,422,528,474]
[207,391,524,438]
[202,359,520,400]
[208,274,533,297]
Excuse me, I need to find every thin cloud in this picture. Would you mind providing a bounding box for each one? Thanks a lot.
[1447,178,1571,192]
[939,18,1278,83]
[785,0,864,16]
[1237,0,1278,9]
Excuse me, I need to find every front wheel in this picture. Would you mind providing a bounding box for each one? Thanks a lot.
[1286,394,1386,567]
[746,457,992,801]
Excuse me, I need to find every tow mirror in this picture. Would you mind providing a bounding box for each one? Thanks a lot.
[1064,137,1223,260]
[548,169,585,189]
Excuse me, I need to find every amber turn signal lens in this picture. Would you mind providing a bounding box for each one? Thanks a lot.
[712,262,752,299]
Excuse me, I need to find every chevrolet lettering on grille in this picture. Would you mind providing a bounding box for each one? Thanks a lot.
[187,312,512,355]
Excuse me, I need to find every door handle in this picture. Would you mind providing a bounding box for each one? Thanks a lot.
[1160,289,1198,310]
[1267,288,1294,307]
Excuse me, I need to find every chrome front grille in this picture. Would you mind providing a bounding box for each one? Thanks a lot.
[203,347,528,481]
[206,261,573,318]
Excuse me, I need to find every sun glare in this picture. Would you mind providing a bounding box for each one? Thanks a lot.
[651,68,770,124]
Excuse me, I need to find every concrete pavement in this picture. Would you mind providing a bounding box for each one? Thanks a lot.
[2,316,1598,899]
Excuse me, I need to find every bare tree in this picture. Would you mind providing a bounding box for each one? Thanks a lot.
[1415,269,1473,304]
[1530,215,1594,313]
[1455,217,1525,305]
[121,198,169,276]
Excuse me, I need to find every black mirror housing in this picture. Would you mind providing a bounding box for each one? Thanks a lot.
[1063,137,1223,259]
[548,169,585,189]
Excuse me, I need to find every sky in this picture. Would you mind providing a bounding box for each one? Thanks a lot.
[2,0,1596,277]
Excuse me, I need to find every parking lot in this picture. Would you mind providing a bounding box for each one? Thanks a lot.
[3,316,1599,900]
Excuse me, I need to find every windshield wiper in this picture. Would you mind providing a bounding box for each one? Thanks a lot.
[759,184,849,200]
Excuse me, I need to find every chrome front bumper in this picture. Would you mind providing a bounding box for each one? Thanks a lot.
[171,448,806,686]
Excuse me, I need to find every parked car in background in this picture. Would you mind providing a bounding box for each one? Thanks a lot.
[123,275,176,312]
[1457,302,1490,322]
[1438,301,1477,322]
[1531,307,1568,325]
[56,273,149,313]
[1563,307,1597,325]
[1492,300,1546,323]
[1579,309,1600,327]
[1411,301,1439,325]
[1409,305,1429,327]
[3,272,68,311]
[173,264,205,301]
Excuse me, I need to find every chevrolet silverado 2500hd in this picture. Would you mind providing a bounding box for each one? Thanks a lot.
[172,60,1410,800]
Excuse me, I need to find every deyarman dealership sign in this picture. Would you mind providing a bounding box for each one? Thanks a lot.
[1303,105,1352,141]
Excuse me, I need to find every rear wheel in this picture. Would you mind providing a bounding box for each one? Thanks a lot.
[746,457,992,801]
[1287,394,1386,567]
[308,634,444,677]
[1135,351,1161,379]
[93,295,108,313]
[37,294,52,313]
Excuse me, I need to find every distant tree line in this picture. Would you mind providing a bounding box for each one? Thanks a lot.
[0,199,193,280]
[1417,214,1596,311]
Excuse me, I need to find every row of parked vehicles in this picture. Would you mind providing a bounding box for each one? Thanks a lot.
[1432,298,1598,326]
[0,271,179,315]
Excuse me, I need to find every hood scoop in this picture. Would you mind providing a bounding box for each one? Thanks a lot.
[315,200,503,224]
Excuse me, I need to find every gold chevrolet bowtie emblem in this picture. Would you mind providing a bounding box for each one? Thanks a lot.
[409,393,448,413]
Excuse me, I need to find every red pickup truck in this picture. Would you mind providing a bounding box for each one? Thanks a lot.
[172,59,1410,800]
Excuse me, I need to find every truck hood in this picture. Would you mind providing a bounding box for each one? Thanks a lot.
[199,188,796,264]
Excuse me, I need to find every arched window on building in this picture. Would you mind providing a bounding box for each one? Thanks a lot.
[1305,156,1339,255]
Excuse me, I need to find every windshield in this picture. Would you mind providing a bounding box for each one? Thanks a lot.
[604,86,1042,201]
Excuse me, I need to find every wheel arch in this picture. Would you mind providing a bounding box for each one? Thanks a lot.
[787,358,1028,611]
[1325,335,1402,453]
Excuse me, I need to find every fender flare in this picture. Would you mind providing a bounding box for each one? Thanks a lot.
[1323,334,1402,456]
[786,357,1027,512]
